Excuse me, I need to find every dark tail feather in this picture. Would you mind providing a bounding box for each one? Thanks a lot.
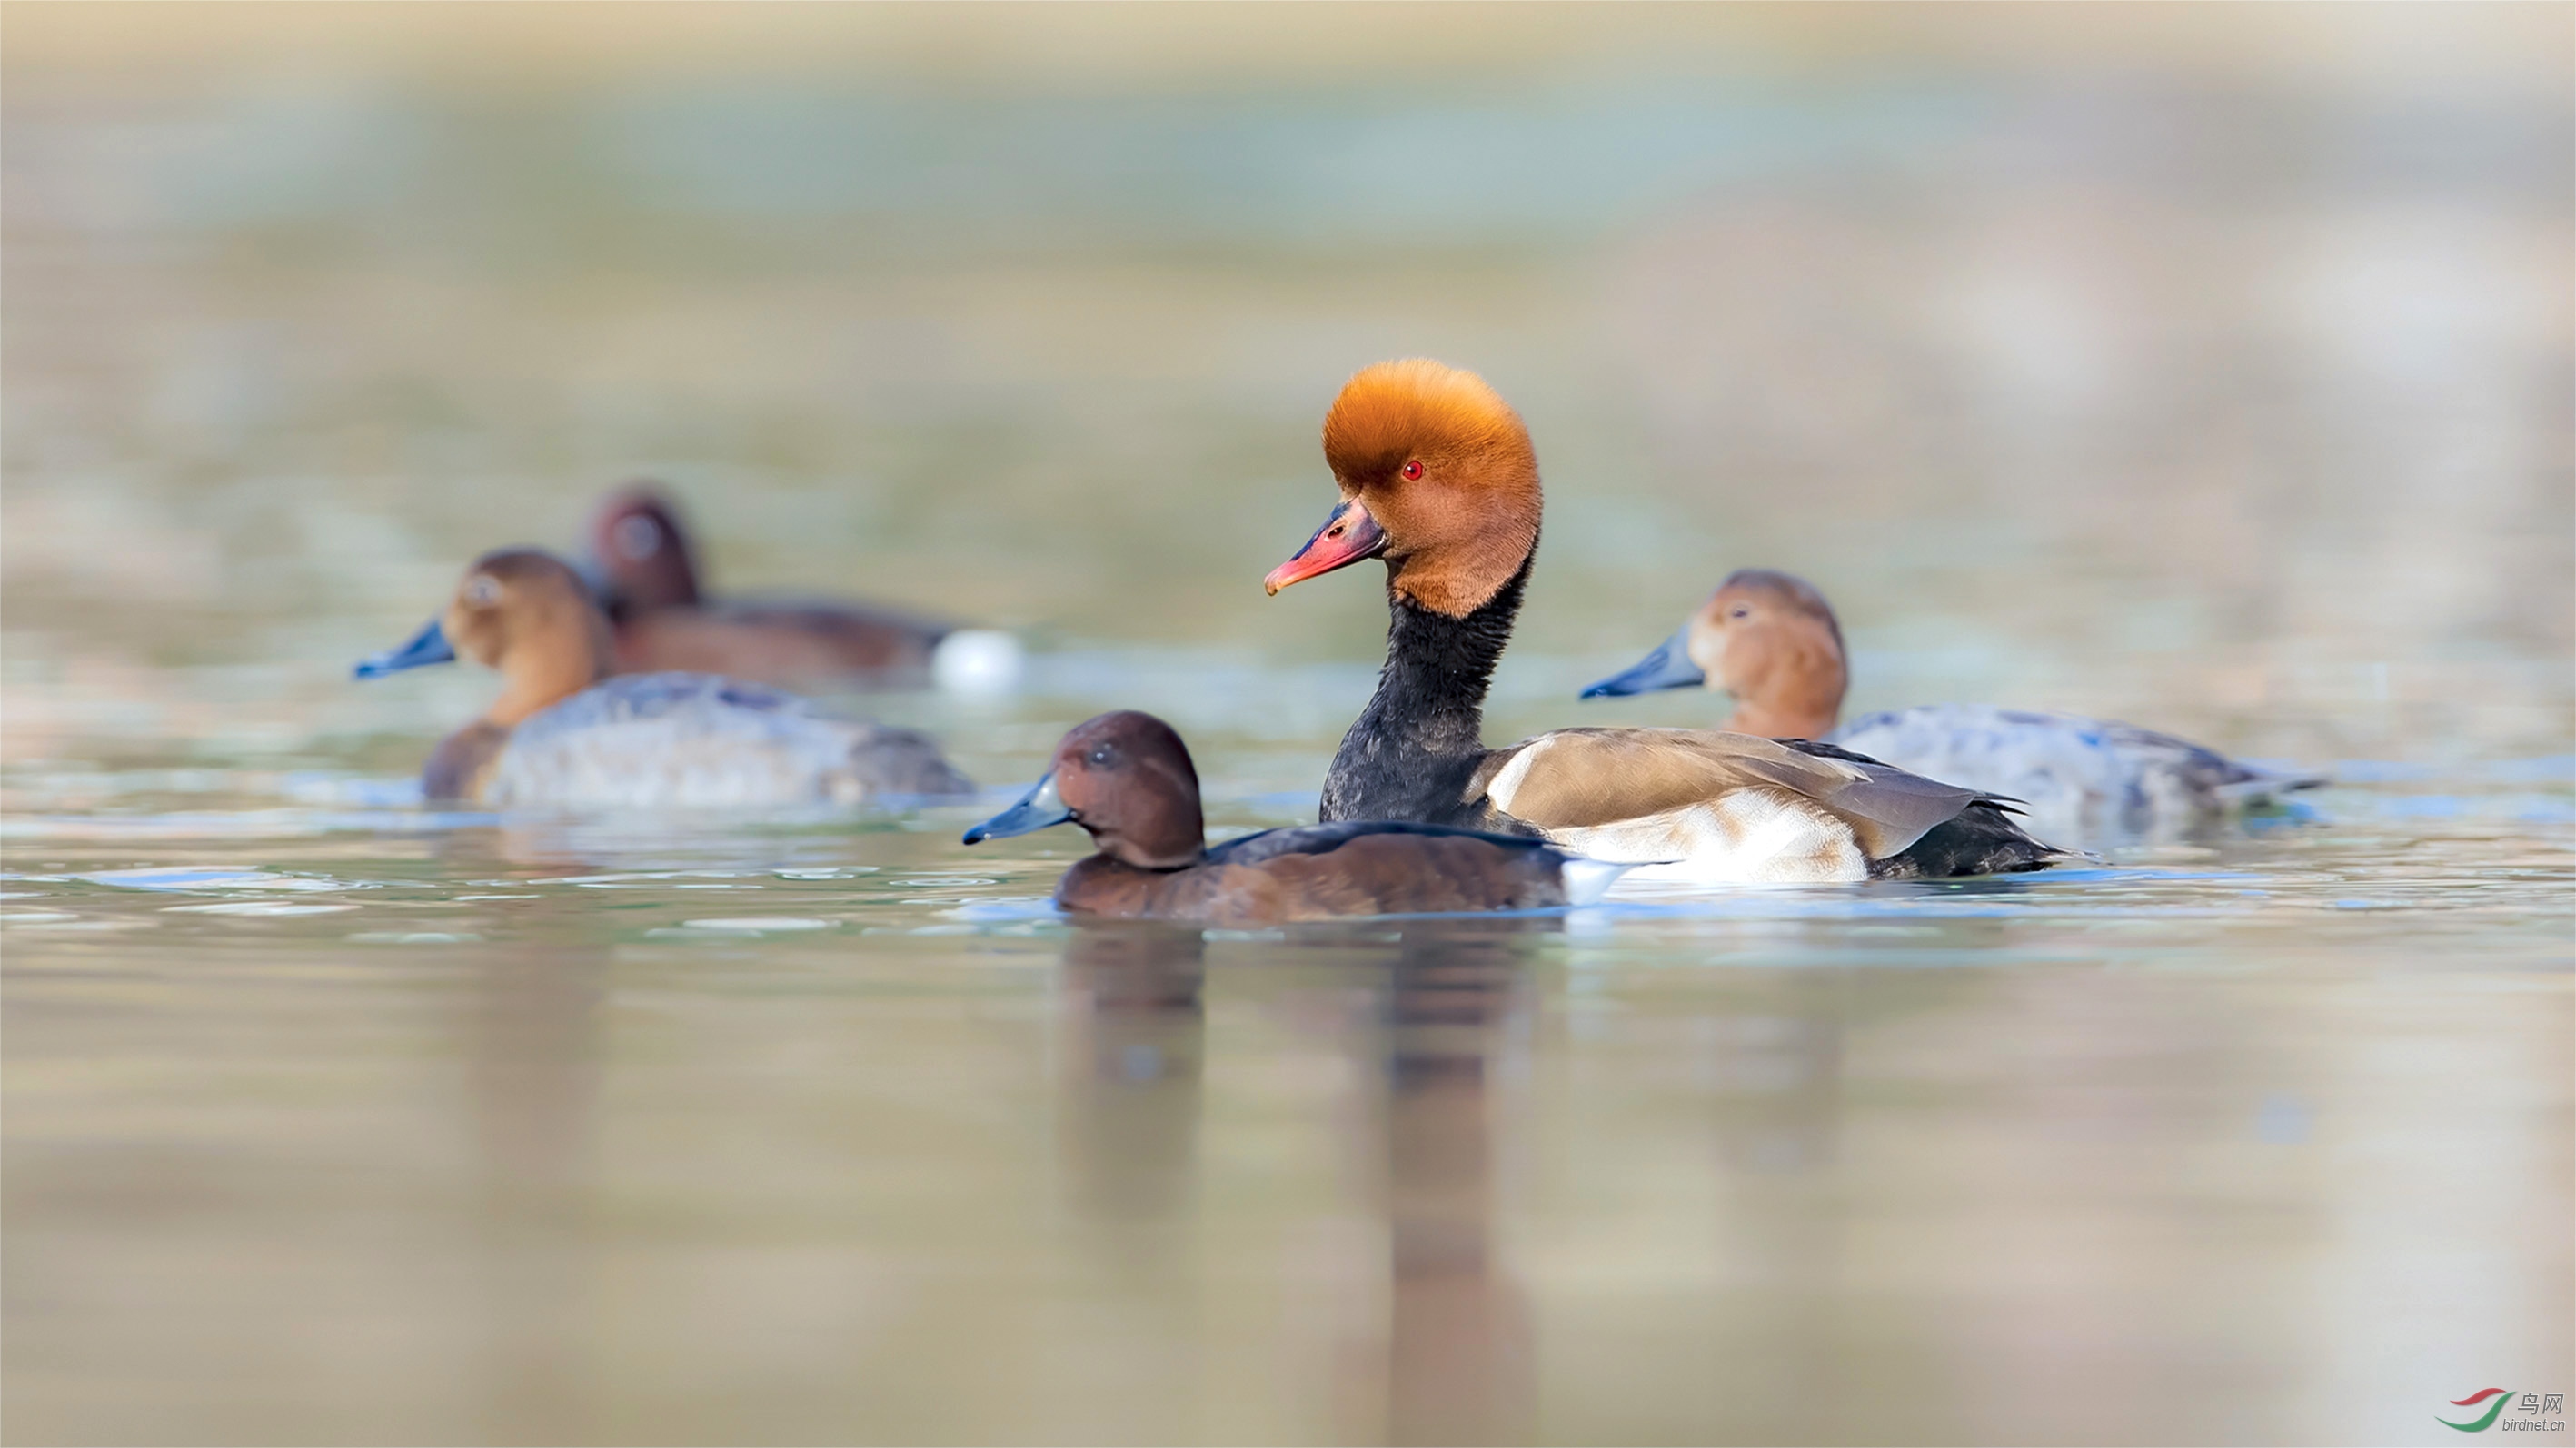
[1870,799,2064,879]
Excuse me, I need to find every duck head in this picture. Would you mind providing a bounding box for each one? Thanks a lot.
[1580,569,1847,739]
[1264,359,1542,619]
[354,549,617,725]
[587,482,701,616]
[964,710,1205,870]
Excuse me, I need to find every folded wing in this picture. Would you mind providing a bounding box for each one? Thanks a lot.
[1472,727,1991,861]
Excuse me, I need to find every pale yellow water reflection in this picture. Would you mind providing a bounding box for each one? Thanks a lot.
[5,5,2572,1444]
[5,791,2569,1443]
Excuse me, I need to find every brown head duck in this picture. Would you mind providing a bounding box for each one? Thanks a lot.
[962,710,1632,925]
[354,548,972,808]
[1262,359,2062,884]
[1580,568,2327,841]
[587,483,1021,693]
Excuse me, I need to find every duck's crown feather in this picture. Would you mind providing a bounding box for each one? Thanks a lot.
[1323,360,1529,476]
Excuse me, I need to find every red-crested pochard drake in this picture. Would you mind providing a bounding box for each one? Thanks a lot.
[1262,360,2061,884]
[1580,568,2327,842]
[587,483,1022,693]
[355,548,972,808]
[962,710,1633,924]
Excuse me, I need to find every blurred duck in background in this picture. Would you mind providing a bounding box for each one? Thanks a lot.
[1579,569,2327,843]
[586,482,1024,695]
[964,709,1633,924]
[354,548,974,808]
[1262,359,2061,884]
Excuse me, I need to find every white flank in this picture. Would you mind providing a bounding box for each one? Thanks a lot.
[1481,738,1549,813]
[1557,856,1637,906]
[1545,788,1869,884]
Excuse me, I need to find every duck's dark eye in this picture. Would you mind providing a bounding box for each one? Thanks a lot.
[465,578,502,607]
[1729,606,1751,620]
[1401,460,1424,481]
[1087,746,1116,768]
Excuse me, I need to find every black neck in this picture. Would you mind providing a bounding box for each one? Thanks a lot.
[1319,550,1532,826]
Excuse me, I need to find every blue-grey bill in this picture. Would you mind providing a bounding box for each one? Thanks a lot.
[962,772,1073,844]
[1577,624,1705,699]
[353,619,457,679]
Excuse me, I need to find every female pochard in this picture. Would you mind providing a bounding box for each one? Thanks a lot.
[964,710,1630,924]
[589,484,1021,694]
[355,549,973,808]
[1581,569,2325,842]
[1262,360,2058,884]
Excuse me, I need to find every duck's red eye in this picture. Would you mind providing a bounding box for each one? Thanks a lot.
[1401,460,1424,480]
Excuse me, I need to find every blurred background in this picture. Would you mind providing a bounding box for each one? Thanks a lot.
[5,2,2569,769]
[4,6,2570,1445]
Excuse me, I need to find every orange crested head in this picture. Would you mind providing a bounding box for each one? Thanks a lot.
[1267,359,1543,618]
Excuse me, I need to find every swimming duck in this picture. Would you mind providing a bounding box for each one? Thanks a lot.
[1579,569,2327,842]
[587,483,1022,693]
[1261,359,2059,884]
[963,710,1633,924]
[354,548,974,808]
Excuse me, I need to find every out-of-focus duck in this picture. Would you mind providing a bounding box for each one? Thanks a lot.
[1579,568,2327,842]
[963,709,1632,924]
[586,483,1022,694]
[1260,359,2060,884]
[355,548,973,808]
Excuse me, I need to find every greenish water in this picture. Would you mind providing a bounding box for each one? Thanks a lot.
[6,30,2573,1445]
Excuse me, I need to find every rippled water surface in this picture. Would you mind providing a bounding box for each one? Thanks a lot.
[6,8,2573,1443]
[7,699,2570,1443]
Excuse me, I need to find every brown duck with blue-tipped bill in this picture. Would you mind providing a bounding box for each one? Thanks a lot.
[1581,568,2326,842]
[1264,358,2062,884]
[355,548,972,808]
[964,711,1634,925]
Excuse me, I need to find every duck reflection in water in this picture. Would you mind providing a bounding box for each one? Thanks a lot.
[1377,918,1539,1445]
[1052,921,1208,1256]
[1042,914,1543,1443]
[463,930,610,1441]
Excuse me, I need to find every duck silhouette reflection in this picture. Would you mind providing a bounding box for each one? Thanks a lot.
[462,926,610,1440]
[1043,916,1549,1443]
[1051,921,1208,1253]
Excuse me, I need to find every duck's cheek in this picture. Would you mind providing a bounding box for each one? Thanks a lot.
[443,618,501,669]
[1688,633,1732,688]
